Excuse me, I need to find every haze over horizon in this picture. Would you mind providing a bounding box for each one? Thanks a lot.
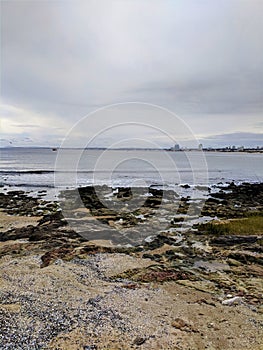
[1,0,262,148]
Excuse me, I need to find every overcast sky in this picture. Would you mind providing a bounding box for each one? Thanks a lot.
[1,0,262,148]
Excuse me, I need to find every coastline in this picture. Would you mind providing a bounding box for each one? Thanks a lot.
[1,146,263,152]
[0,182,262,349]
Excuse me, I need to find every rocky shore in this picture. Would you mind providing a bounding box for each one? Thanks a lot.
[0,183,262,349]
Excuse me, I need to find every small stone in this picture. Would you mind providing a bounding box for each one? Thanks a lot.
[171,318,188,329]
[133,336,146,346]
[171,318,199,333]
[207,322,220,330]
[108,220,115,227]
[228,258,242,267]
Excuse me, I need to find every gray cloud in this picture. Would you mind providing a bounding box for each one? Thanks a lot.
[11,124,40,128]
[1,0,263,146]
[128,73,263,114]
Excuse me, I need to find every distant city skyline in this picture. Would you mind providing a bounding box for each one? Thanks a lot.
[1,1,262,148]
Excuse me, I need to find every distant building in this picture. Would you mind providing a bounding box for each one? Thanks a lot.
[198,143,203,151]
[171,144,180,151]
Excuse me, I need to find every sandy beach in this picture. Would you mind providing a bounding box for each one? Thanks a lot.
[0,183,262,349]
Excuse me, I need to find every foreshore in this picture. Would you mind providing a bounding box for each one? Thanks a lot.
[0,182,262,349]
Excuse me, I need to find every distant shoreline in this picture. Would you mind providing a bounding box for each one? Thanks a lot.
[1,146,263,153]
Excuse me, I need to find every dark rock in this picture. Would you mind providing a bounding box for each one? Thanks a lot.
[143,234,177,250]
[149,187,163,197]
[202,183,263,218]
[41,246,75,267]
[227,251,263,265]
[181,184,191,189]
[116,187,132,199]
[164,249,176,257]
[171,216,185,224]
[133,336,146,346]
[142,253,155,260]
[211,235,260,246]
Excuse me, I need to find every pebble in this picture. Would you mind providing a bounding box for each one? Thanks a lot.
[133,336,146,345]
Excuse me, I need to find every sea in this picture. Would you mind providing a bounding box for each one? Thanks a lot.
[0,147,262,199]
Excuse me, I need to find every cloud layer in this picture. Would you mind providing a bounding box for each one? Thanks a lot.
[1,0,262,147]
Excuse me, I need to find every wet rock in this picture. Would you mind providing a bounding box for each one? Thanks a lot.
[0,225,35,241]
[0,191,60,217]
[202,183,263,218]
[143,196,162,208]
[211,235,260,246]
[143,234,178,250]
[0,220,79,243]
[142,253,155,260]
[205,197,221,204]
[116,187,132,199]
[171,216,185,224]
[195,185,210,191]
[227,250,263,265]
[181,184,191,189]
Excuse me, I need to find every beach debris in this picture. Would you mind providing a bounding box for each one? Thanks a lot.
[144,235,154,243]
[222,296,243,306]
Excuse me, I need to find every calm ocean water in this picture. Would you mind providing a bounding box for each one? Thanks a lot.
[0,148,262,191]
